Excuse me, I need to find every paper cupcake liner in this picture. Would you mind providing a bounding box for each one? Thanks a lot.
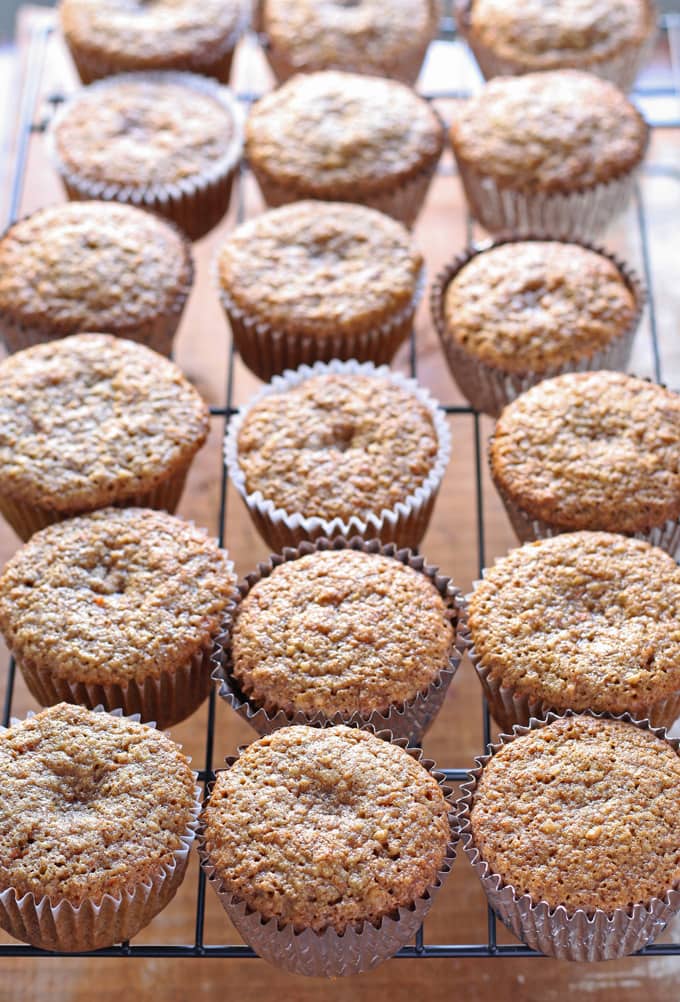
[199,730,458,976]
[457,710,680,961]
[212,535,465,741]
[216,264,426,382]
[0,706,201,952]
[48,72,244,241]
[262,35,432,88]
[430,235,646,416]
[224,359,451,551]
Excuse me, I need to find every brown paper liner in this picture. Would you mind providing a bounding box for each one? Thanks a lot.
[262,34,431,88]
[457,710,680,961]
[0,706,201,952]
[430,235,646,416]
[199,730,457,976]
[212,535,465,741]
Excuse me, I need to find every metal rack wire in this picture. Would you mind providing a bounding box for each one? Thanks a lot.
[3,9,680,960]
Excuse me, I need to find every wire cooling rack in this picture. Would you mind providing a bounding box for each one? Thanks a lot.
[3,5,680,960]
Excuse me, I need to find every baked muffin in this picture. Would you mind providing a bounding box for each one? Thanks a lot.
[216,539,462,738]
[50,72,243,240]
[489,371,680,555]
[225,361,450,551]
[0,508,237,728]
[60,0,248,84]
[459,714,680,959]
[245,71,445,226]
[215,201,424,380]
[458,0,657,92]
[0,201,193,356]
[431,237,643,415]
[0,333,210,541]
[262,0,439,85]
[449,70,648,238]
[0,702,199,952]
[466,532,680,731]
[201,725,454,975]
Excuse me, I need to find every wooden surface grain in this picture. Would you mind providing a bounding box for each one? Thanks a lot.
[1,8,680,999]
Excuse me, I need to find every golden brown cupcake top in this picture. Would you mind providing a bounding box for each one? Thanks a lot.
[468,0,654,72]
[0,508,236,686]
[450,70,648,192]
[468,532,680,714]
[53,74,240,189]
[236,373,439,521]
[489,371,680,534]
[0,202,192,335]
[216,201,423,337]
[230,549,455,715]
[442,241,636,373]
[0,703,197,905]
[470,715,680,912]
[203,725,450,932]
[245,71,444,197]
[0,333,209,512]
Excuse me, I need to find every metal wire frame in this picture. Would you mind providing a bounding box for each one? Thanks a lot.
[2,10,680,960]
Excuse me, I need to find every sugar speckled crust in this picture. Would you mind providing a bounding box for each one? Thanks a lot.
[450,70,648,192]
[0,333,209,512]
[203,725,450,932]
[245,71,444,199]
[0,202,192,335]
[468,532,680,713]
[443,241,635,373]
[489,371,680,534]
[470,716,680,912]
[231,549,455,714]
[0,703,197,905]
[217,201,422,338]
[0,508,236,685]
[236,374,438,521]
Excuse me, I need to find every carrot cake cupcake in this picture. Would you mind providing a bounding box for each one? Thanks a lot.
[215,201,424,380]
[431,236,643,415]
[0,201,193,356]
[50,72,243,240]
[0,333,210,541]
[0,702,199,952]
[201,724,455,975]
[459,714,680,959]
[449,70,648,238]
[245,71,445,227]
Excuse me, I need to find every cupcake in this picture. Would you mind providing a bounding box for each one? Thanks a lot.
[215,201,424,380]
[225,360,451,551]
[488,371,680,555]
[0,333,210,541]
[0,508,237,729]
[49,72,243,240]
[457,0,657,92]
[0,702,200,952]
[214,537,464,740]
[458,713,680,960]
[60,0,248,84]
[245,71,445,227]
[200,725,456,976]
[0,201,193,357]
[449,70,648,239]
[465,532,680,731]
[261,0,439,85]
[430,236,644,415]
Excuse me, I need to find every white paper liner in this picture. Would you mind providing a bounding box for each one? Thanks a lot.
[48,72,244,241]
[0,705,201,952]
[430,235,646,416]
[224,359,452,551]
[212,535,465,741]
[457,710,680,961]
[199,729,458,976]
